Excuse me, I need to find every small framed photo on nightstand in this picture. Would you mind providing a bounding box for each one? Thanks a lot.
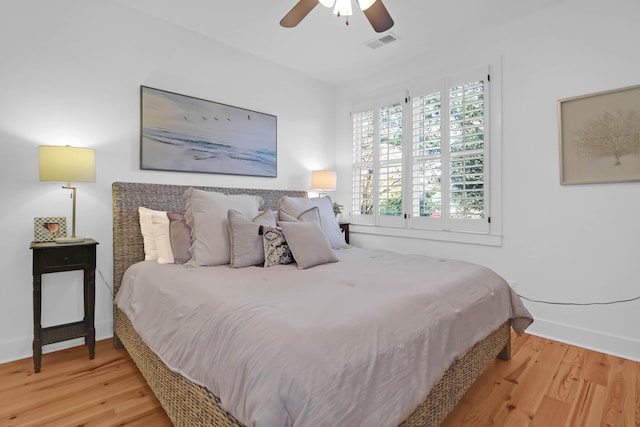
[34,217,67,242]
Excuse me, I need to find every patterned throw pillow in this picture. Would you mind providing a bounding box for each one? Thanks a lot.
[262,226,293,267]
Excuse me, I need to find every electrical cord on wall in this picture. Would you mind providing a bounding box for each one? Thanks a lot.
[97,269,113,298]
[94,267,638,306]
[516,293,640,306]
[94,264,638,306]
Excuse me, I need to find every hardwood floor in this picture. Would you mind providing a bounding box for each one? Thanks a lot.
[0,339,172,427]
[1,334,638,426]
[442,332,640,427]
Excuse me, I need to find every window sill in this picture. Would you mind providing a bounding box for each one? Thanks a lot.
[349,224,503,247]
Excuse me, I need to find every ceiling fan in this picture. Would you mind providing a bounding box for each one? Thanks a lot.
[280,0,394,33]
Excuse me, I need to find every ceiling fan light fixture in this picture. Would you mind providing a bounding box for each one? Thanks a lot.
[280,0,393,32]
[357,0,377,11]
[333,0,353,16]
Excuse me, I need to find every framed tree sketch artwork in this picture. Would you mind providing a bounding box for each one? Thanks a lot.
[140,86,277,177]
[558,84,640,184]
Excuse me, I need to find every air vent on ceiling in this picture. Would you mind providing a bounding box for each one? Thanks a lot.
[364,32,399,50]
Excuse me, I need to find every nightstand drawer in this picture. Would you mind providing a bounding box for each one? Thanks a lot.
[44,248,87,268]
[33,246,92,273]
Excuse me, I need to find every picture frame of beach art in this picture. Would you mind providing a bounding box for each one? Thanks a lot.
[34,217,67,242]
[140,86,277,177]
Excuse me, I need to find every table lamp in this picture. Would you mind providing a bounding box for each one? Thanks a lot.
[311,170,337,196]
[39,145,96,244]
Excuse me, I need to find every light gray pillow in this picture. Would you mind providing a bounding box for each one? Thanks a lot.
[279,221,339,269]
[279,195,348,249]
[228,209,277,268]
[184,188,261,266]
[277,206,320,224]
[262,226,294,267]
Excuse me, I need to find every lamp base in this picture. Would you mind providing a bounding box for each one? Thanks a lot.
[55,236,86,244]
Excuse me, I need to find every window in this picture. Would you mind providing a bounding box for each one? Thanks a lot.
[351,66,498,241]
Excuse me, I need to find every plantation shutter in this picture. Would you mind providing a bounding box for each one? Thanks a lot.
[378,100,403,226]
[411,89,444,229]
[352,109,375,223]
[448,68,489,233]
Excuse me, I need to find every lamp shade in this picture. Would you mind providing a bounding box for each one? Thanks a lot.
[39,145,96,183]
[311,170,337,191]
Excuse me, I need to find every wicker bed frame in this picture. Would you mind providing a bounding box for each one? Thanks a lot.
[112,181,511,427]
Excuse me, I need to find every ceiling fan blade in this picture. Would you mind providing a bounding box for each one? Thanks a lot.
[280,0,319,28]
[361,0,394,33]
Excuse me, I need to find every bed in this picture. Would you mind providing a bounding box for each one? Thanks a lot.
[112,181,532,427]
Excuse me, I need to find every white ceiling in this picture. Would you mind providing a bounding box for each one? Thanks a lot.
[115,0,563,86]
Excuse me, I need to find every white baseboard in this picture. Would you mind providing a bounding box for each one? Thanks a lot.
[526,317,640,362]
[0,320,113,365]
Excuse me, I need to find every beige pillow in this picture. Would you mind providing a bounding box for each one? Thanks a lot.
[228,209,277,268]
[184,188,261,266]
[279,221,339,269]
[167,212,191,264]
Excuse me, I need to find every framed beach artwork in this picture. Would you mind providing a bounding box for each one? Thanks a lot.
[558,84,640,184]
[140,86,277,177]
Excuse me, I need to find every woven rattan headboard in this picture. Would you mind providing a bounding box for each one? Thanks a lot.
[112,182,307,298]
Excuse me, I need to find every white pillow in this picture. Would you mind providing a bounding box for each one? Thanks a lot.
[184,188,261,266]
[278,196,348,249]
[152,212,174,264]
[139,207,174,264]
[138,207,163,261]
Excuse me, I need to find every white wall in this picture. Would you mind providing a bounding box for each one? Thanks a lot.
[0,1,337,363]
[335,0,640,361]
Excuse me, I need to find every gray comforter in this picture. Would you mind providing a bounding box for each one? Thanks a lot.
[115,247,532,427]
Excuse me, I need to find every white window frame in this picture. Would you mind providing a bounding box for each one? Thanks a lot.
[350,63,503,247]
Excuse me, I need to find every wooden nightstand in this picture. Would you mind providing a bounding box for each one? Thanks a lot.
[29,239,98,373]
[339,222,350,244]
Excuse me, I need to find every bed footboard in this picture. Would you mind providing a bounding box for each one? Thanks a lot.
[116,305,510,427]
